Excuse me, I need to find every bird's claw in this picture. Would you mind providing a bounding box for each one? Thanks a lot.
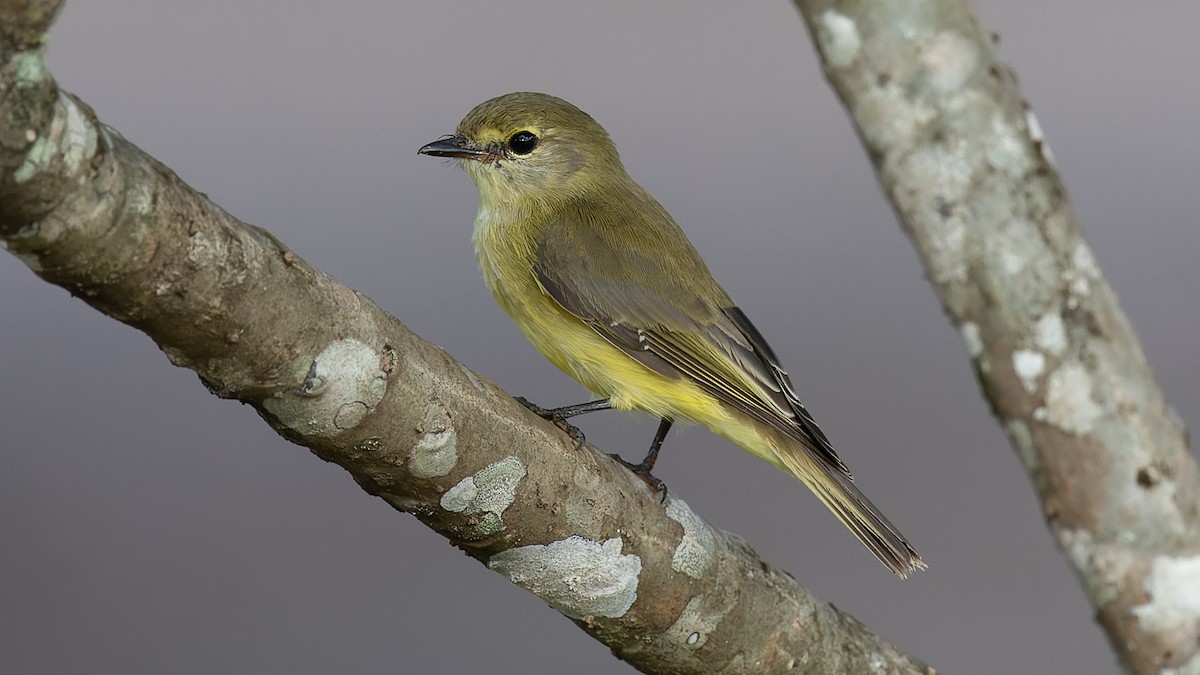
[515,396,587,450]
[609,453,668,503]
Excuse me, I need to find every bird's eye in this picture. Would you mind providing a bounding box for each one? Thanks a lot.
[507,130,539,155]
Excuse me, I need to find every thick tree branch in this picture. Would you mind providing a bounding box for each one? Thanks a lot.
[792,1,1200,673]
[0,2,931,673]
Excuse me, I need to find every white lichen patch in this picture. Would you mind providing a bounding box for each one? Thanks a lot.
[665,498,716,579]
[816,11,860,68]
[13,51,46,84]
[1134,555,1200,634]
[60,95,97,173]
[488,536,641,620]
[1033,313,1067,356]
[13,135,54,183]
[892,145,973,283]
[999,246,1028,277]
[13,93,98,183]
[263,338,388,438]
[985,112,1033,179]
[1043,362,1103,435]
[408,403,457,478]
[920,31,978,93]
[858,90,936,164]
[185,229,224,267]
[959,322,982,358]
[1026,110,1056,165]
[1057,529,1093,582]
[1064,243,1100,305]
[926,211,968,283]
[440,456,526,535]
[1056,528,1136,607]
[1012,349,1045,393]
[1072,243,1100,278]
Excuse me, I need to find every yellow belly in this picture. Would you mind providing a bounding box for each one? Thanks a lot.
[493,261,720,420]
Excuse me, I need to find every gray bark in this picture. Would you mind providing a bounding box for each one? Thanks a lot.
[792,1,1200,673]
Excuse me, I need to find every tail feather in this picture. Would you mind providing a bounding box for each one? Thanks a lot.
[775,442,925,578]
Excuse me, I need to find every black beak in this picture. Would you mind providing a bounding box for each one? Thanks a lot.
[418,135,491,161]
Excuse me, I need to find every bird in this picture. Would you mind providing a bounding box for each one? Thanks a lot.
[418,92,924,577]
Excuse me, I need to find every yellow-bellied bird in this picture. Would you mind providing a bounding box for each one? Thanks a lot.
[419,92,924,577]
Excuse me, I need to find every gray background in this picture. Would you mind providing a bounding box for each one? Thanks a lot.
[3,1,1197,673]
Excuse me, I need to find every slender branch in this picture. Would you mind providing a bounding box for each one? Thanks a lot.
[792,1,1200,673]
[0,2,932,673]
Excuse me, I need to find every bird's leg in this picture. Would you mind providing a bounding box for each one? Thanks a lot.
[514,397,612,449]
[611,417,672,502]
[636,417,672,474]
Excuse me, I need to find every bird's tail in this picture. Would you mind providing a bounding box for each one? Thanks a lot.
[773,439,926,578]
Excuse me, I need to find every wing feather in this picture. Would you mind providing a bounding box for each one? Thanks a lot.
[534,202,850,478]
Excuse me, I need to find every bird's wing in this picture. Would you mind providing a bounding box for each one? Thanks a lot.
[534,203,850,477]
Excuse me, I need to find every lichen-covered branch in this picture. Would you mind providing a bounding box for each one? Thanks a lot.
[791,1,1200,673]
[0,2,931,673]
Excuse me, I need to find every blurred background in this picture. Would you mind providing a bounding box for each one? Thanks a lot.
[3,1,1197,673]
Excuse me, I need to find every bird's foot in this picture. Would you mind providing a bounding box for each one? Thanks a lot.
[609,453,668,503]
[515,396,588,450]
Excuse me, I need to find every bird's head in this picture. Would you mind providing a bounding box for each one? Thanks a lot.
[419,92,626,209]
